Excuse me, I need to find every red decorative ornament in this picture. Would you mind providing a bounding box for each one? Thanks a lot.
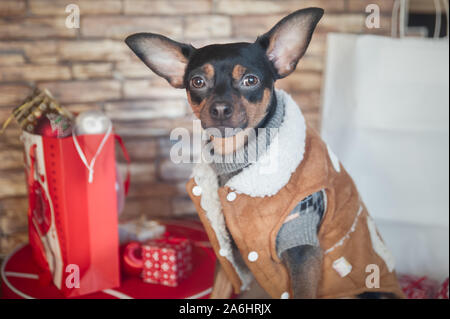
[33,113,72,137]
[121,242,144,276]
[34,116,58,137]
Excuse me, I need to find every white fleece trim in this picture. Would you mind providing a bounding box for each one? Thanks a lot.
[225,89,307,197]
[366,215,396,272]
[191,163,253,290]
[324,205,363,255]
[326,144,341,173]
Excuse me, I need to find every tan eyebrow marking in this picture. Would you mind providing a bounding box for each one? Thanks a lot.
[202,63,215,80]
[232,64,246,81]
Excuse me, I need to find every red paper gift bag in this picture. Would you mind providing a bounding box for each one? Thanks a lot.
[21,130,125,297]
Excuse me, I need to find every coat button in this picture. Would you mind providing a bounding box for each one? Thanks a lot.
[281,292,290,299]
[226,192,237,202]
[192,185,202,196]
[248,251,258,262]
[219,249,228,257]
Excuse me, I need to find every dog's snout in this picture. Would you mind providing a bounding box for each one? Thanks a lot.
[210,103,233,121]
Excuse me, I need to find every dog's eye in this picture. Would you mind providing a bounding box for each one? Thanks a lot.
[242,75,259,87]
[191,76,206,89]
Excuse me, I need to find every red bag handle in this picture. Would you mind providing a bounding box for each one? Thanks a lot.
[28,144,37,185]
[115,134,131,195]
[27,144,45,184]
[27,144,53,284]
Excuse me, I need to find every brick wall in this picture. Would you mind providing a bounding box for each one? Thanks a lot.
[0,0,395,257]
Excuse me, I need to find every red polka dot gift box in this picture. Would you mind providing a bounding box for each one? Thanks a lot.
[142,236,193,287]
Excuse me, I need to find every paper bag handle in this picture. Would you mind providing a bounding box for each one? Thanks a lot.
[392,0,449,38]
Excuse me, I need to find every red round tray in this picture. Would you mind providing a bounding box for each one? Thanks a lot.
[1,220,215,299]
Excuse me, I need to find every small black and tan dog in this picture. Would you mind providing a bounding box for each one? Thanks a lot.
[125,8,401,299]
[126,8,324,298]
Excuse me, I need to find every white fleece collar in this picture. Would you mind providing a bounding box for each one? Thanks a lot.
[225,89,306,197]
[192,160,254,290]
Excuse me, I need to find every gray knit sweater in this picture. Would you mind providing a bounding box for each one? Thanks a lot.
[211,92,285,184]
[275,190,325,257]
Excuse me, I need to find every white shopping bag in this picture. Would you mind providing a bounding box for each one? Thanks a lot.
[321,29,449,280]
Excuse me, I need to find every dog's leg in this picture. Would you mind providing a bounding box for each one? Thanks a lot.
[210,261,233,299]
[281,245,323,299]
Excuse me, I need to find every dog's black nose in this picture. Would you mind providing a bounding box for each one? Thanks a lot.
[210,103,233,121]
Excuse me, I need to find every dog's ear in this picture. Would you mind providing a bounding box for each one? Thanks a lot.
[125,33,195,88]
[256,8,324,78]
